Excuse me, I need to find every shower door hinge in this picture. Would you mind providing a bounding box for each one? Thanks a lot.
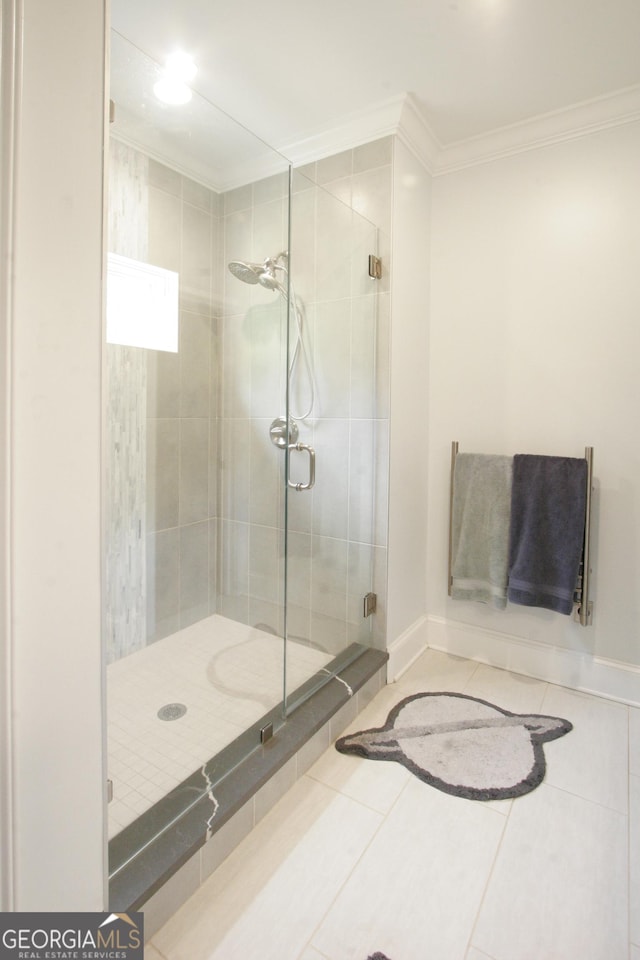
[368,254,382,280]
[363,592,377,617]
[260,721,274,744]
[107,779,113,803]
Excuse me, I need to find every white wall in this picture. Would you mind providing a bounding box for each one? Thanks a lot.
[428,122,640,698]
[386,139,431,671]
[3,0,107,908]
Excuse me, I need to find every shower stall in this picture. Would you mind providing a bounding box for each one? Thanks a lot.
[105,29,388,905]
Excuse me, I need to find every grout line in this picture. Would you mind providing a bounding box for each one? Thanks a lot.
[539,771,630,817]
[146,944,171,960]
[301,775,407,959]
[300,669,411,954]
[463,785,512,960]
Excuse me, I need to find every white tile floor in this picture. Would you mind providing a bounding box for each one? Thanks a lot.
[145,648,639,960]
[108,615,332,837]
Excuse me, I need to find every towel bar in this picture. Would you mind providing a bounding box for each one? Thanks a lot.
[574,446,594,626]
[448,442,594,626]
[447,441,459,598]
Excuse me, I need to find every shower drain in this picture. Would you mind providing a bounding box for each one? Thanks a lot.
[157,702,187,721]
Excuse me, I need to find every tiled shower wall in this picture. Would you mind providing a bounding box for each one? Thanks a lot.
[217,139,393,653]
[216,170,290,633]
[144,157,221,644]
[106,137,392,663]
[105,141,149,662]
[290,138,392,652]
[106,142,221,660]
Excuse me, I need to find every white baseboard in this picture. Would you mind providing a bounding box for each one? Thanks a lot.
[426,615,640,708]
[386,616,430,682]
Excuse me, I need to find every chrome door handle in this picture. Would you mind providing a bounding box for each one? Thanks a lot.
[287,442,315,491]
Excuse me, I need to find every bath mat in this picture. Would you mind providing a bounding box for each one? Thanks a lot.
[336,691,572,801]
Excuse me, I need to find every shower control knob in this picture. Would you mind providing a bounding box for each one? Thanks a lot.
[269,416,299,448]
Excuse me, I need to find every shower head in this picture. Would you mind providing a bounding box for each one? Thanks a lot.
[228,260,262,285]
[257,259,283,291]
[228,254,288,294]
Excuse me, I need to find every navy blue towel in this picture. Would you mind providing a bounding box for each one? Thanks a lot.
[507,455,588,615]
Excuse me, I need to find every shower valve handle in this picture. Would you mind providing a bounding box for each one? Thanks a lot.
[287,442,315,491]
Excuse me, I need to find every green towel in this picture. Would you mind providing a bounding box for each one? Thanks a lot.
[451,453,513,609]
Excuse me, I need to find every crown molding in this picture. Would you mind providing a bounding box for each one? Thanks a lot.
[279,85,640,178]
[432,84,640,175]
[277,94,408,167]
[110,129,290,194]
[110,84,640,193]
[396,94,441,173]
[278,92,439,173]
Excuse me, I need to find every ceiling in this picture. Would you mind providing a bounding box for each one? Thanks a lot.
[110,0,640,186]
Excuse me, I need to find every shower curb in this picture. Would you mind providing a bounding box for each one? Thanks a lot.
[108,647,388,919]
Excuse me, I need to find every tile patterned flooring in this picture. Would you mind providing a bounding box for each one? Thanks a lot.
[107,615,332,838]
[144,648,639,960]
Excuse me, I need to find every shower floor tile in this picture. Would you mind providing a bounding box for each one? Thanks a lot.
[107,615,332,839]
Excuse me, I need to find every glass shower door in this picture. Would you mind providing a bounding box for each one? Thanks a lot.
[106,28,294,888]
[283,171,381,713]
[106,25,384,904]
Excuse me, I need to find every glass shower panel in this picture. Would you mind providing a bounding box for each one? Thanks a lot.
[283,170,380,713]
[105,30,292,878]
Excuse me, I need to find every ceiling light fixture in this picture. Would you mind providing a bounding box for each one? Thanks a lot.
[153,51,196,105]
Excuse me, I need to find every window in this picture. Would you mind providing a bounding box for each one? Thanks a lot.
[106,253,179,352]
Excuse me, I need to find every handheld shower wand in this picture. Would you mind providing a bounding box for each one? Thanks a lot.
[227,252,315,420]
